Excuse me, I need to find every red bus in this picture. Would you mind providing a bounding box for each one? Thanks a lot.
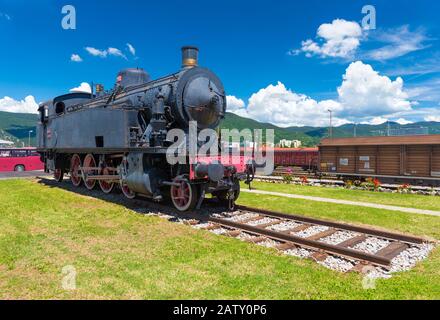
[0,148,44,172]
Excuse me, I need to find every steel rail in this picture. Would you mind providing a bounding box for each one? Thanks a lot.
[199,214,393,267]
[235,205,427,244]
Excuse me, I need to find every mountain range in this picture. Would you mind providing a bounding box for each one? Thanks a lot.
[1,110,440,147]
[221,113,440,146]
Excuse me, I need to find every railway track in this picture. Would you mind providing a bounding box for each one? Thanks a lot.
[36,177,436,275]
[125,200,432,274]
[181,206,430,272]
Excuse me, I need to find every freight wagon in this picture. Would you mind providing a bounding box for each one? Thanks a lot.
[273,148,318,171]
[319,135,440,186]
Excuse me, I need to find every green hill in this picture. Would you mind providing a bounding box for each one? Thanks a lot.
[0,111,38,146]
[221,113,440,147]
[1,110,440,147]
[220,113,320,146]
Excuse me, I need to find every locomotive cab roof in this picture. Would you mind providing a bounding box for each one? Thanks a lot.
[116,68,150,88]
[53,92,93,104]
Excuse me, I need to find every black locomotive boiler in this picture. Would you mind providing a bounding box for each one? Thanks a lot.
[37,47,254,211]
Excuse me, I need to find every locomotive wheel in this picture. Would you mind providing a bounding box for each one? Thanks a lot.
[54,169,64,182]
[99,167,115,194]
[120,181,136,199]
[170,177,198,212]
[70,154,82,187]
[83,154,97,190]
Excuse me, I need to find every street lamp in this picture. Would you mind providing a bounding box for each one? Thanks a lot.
[28,130,33,147]
[327,109,333,138]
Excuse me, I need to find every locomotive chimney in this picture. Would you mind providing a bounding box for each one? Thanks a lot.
[182,46,199,68]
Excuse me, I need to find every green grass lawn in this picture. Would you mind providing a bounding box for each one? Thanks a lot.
[1,179,439,299]
[246,181,440,211]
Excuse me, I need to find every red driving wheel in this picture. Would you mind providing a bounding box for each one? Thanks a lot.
[54,168,64,182]
[83,154,97,190]
[120,181,136,199]
[99,167,115,194]
[70,154,82,187]
[170,177,198,212]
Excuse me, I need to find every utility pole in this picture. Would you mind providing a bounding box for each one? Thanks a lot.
[28,130,33,147]
[327,109,333,138]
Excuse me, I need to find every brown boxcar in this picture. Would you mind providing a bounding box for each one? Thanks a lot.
[318,135,440,186]
[274,148,319,170]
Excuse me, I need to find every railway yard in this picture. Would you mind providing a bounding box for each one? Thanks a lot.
[0,176,439,299]
[2,0,439,307]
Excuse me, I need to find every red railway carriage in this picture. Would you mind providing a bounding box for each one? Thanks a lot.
[273,148,319,170]
[0,148,44,172]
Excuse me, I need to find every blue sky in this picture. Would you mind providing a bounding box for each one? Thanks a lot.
[0,0,439,127]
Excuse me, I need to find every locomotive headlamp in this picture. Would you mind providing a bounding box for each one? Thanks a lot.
[182,46,199,68]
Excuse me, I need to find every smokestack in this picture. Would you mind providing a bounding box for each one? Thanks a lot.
[182,46,199,68]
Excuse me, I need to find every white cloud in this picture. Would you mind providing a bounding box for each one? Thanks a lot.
[406,78,440,103]
[425,115,440,122]
[228,61,417,127]
[384,107,440,123]
[293,19,430,62]
[108,47,127,59]
[337,61,412,117]
[70,82,92,94]
[229,82,346,127]
[296,19,363,59]
[70,54,83,62]
[127,43,136,56]
[385,55,440,77]
[364,26,429,61]
[226,96,245,111]
[360,117,413,125]
[395,118,413,125]
[85,47,108,58]
[361,117,388,125]
[85,46,130,59]
[0,96,39,114]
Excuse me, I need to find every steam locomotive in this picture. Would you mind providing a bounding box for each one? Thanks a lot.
[36,47,255,211]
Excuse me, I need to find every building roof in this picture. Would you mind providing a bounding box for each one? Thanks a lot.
[320,135,440,147]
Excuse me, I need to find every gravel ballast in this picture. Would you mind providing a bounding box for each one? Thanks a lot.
[389,243,435,273]
[293,225,329,238]
[319,231,360,245]
[193,222,214,229]
[318,256,356,273]
[284,248,312,258]
[266,221,302,232]
[257,239,282,248]
[237,232,258,241]
[226,212,260,222]
[352,237,390,254]
[210,227,230,235]
[247,217,279,226]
